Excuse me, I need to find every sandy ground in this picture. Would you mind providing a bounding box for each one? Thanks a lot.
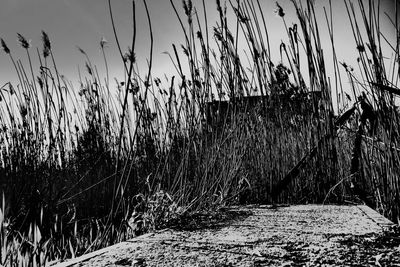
[52,205,400,266]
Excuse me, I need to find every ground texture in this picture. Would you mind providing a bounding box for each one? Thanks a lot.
[52,205,400,266]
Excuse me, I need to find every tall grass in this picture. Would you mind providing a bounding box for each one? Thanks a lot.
[0,0,399,265]
[343,0,400,222]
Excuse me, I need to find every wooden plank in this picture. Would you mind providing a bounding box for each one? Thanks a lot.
[50,205,398,266]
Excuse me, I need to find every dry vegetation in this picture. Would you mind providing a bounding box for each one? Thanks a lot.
[0,0,399,265]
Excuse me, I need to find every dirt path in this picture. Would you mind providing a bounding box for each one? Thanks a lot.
[52,205,400,266]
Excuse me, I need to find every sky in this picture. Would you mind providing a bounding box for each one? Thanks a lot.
[0,0,398,105]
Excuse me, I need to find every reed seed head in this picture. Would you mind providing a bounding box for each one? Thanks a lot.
[100,37,107,49]
[123,47,136,63]
[17,33,31,49]
[85,62,92,75]
[196,31,202,40]
[356,44,365,53]
[9,83,14,95]
[76,46,87,55]
[182,0,192,16]
[41,31,51,58]
[275,2,285,17]
[37,76,44,89]
[0,38,10,54]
